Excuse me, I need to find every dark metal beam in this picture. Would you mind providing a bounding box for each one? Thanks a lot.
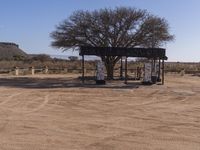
[80,46,167,59]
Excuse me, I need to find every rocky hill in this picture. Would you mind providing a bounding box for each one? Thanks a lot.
[0,42,28,60]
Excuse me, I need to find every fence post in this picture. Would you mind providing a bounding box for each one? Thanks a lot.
[44,66,48,74]
[15,67,19,76]
[31,66,35,75]
[63,68,68,73]
[180,69,185,76]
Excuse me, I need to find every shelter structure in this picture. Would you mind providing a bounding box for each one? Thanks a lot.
[79,46,167,85]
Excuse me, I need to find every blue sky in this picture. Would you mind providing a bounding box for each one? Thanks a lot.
[0,0,200,62]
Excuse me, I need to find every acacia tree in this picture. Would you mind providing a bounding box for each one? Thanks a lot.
[51,7,174,79]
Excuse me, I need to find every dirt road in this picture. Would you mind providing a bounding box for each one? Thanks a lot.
[0,74,200,150]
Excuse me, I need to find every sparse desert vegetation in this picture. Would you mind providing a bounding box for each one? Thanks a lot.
[0,59,200,76]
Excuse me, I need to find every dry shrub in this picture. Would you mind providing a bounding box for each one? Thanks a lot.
[165,62,200,74]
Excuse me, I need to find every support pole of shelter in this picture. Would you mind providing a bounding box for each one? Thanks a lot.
[153,58,156,77]
[125,56,128,84]
[82,55,85,83]
[120,57,123,79]
[162,59,165,85]
[158,59,161,82]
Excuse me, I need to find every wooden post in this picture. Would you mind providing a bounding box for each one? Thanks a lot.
[44,66,48,74]
[64,68,68,73]
[15,67,19,76]
[82,55,85,83]
[120,57,123,79]
[125,56,128,84]
[150,59,153,77]
[136,67,139,79]
[162,59,165,85]
[31,66,35,75]
[158,59,161,81]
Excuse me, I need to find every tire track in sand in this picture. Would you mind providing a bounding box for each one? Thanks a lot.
[9,95,49,114]
[0,93,22,106]
[0,93,49,114]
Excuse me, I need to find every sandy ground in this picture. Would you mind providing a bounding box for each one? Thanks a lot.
[0,74,200,150]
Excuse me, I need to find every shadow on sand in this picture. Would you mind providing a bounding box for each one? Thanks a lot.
[0,76,142,89]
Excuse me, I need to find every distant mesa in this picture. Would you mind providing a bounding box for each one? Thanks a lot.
[0,42,28,60]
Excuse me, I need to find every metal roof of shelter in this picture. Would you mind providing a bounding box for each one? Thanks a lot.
[80,46,167,60]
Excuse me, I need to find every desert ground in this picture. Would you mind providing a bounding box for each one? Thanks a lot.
[0,74,200,150]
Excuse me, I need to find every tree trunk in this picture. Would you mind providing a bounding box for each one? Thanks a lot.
[106,62,115,79]
[101,56,120,80]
